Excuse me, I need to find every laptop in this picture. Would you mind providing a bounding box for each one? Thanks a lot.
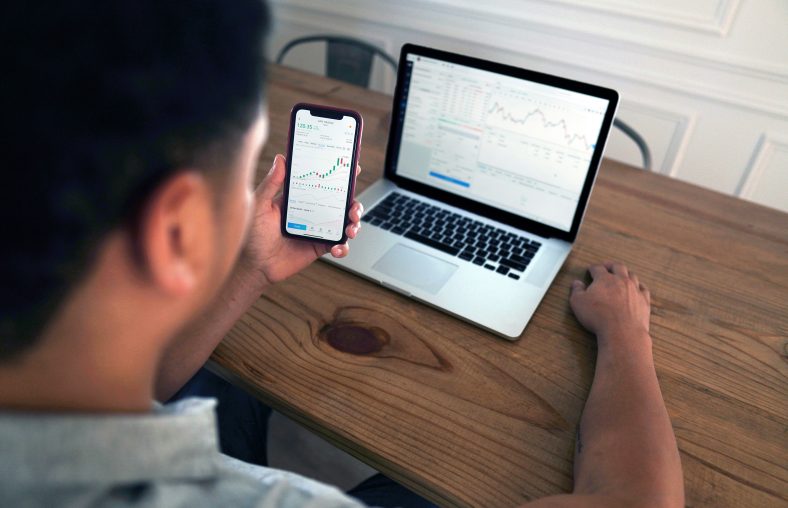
[324,44,619,339]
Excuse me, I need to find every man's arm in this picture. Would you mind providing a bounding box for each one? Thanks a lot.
[525,262,684,508]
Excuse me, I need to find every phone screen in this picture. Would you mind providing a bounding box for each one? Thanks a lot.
[285,109,358,242]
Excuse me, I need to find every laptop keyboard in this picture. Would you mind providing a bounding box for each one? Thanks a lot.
[361,192,541,280]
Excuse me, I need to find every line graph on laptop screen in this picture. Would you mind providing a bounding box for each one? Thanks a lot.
[395,54,610,232]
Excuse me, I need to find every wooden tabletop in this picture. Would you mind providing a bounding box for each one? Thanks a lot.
[211,65,788,507]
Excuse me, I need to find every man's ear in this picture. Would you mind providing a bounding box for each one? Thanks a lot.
[136,171,216,296]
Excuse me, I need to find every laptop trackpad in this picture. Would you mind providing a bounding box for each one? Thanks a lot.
[372,244,458,295]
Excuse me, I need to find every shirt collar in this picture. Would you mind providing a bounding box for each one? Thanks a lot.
[0,397,221,485]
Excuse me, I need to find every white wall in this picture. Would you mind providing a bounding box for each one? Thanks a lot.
[268,0,788,213]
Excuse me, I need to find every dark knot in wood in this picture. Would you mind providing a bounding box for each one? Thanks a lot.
[321,323,389,355]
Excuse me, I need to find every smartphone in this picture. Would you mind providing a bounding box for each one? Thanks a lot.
[281,103,363,244]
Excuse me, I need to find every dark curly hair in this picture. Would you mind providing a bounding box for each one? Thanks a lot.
[0,0,270,360]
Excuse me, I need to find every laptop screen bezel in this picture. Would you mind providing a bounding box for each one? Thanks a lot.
[383,44,619,243]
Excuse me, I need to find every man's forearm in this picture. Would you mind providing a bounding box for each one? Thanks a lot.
[154,265,268,401]
[573,330,684,506]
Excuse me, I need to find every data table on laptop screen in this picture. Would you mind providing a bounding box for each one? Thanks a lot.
[395,54,610,232]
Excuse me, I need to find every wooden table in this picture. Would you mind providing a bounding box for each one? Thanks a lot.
[211,65,788,507]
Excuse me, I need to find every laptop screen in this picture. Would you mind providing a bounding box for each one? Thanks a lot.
[388,47,617,236]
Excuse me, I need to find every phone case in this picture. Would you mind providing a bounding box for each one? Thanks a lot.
[280,102,363,245]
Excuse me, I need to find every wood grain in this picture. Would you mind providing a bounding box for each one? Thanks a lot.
[212,65,788,507]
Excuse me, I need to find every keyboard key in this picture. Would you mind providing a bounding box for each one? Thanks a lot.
[404,231,460,256]
[472,256,485,265]
[391,226,405,235]
[499,258,527,272]
[508,273,520,280]
[496,265,510,275]
[484,264,495,270]
[371,218,383,226]
[488,253,500,262]
[459,251,474,261]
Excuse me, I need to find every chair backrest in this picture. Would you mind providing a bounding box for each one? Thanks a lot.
[613,118,652,170]
[275,35,398,89]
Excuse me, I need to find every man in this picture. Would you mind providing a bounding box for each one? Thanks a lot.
[0,1,684,507]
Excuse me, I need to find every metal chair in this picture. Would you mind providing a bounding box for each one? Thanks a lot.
[275,35,398,89]
[613,118,652,170]
[277,36,652,170]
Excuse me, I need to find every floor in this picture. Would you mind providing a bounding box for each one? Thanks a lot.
[267,410,377,491]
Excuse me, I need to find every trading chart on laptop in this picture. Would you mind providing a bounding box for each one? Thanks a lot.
[395,54,610,232]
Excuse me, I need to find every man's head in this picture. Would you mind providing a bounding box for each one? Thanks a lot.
[1,1,271,361]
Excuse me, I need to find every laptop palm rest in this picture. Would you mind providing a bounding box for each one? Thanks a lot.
[372,244,458,295]
[525,244,563,288]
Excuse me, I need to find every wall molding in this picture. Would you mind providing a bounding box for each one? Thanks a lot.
[542,0,741,36]
[273,0,788,83]
[737,133,788,199]
[618,101,696,177]
[273,2,788,119]
[421,0,784,81]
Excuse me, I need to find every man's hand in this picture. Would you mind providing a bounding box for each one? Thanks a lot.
[239,154,363,288]
[569,262,651,346]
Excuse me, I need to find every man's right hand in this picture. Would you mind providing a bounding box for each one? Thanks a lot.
[239,154,362,290]
[569,262,651,347]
